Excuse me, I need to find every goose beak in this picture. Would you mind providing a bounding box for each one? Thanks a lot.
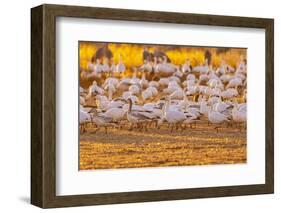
[125,98,132,103]
[88,108,97,114]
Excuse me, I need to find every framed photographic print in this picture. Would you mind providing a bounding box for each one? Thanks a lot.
[31,4,274,208]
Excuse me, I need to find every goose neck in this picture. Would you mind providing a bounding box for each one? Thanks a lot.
[128,100,133,113]
[164,99,170,114]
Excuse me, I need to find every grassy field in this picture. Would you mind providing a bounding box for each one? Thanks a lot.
[79,122,246,170]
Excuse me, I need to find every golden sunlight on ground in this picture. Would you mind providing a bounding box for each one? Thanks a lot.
[79,121,246,170]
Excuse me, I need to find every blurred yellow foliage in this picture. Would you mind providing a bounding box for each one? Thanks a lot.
[79,42,246,71]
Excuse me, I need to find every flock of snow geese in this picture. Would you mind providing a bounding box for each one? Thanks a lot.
[80,50,247,134]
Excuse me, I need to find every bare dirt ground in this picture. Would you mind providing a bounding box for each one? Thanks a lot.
[79,121,246,170]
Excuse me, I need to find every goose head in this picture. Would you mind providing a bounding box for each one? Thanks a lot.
[231,102,239,112]
[113,97,127,104]
[103,57,109,65]
[96,58,101,65]
[126,98,133,112]
[163,56,168,63]
[88,108,98,116]
[92,81,97,86]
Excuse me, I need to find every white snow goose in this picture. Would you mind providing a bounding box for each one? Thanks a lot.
[89,109,118,134]
[208,108,230,132]
[126,98,153,130]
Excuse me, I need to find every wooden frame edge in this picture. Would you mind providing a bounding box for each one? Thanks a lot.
[31,5,44,208]
[265,18,274,194]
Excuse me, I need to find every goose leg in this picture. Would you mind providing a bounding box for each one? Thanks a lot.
[129,124,133,131]
[137,123,141,131]
[154,120,157,128]
[141,123,144,131]
[91,122,97,128]
[157,123,161,129]
[145,123,148,131]
[140,123,144,131]
[170,124,174,133]
[93,127,100,133]
[178,123,181,130]
[142,123,146,131]
[180,123,185,132]
[141,123,146,131]
[215,126,219,133]
[239,123,242,132]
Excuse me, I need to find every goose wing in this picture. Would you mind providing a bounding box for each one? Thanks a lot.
[210,111,229,123]
[98,115,115,123]
[131,111,151,120]
[139,111,159,119]
[166,110,186,122]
